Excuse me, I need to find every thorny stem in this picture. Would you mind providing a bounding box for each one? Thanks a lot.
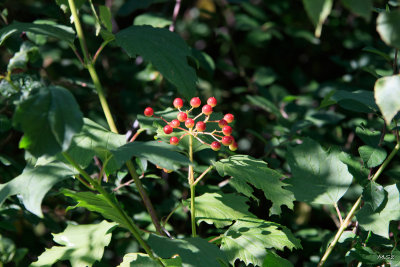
[318,142,400,267]
[188,134,196,237]
[68,0,163,236]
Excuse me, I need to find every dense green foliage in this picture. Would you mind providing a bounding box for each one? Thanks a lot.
[1,0,400,266]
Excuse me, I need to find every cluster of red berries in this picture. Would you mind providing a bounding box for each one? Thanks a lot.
[143,97,238,151]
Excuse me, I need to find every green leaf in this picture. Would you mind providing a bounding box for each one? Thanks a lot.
[363,182,388,211]
[183,192,253,228]
[345,245,384,265]
[302,0,333,37]
[355,127,381,147]
[148,234,228,267]
[286,138,353,205]
[134,13,172,28]
[0,162,75,217]
[115,25,197,99]
[7,42,39,71]
[332,90,378,113]
[377,10,400,49]
[358,145,387,168]
[374,75,400,125]
[55,0,85,14]
[357,184,400,238]
[339,152,369,186]
[221,217,301,266]
[62,189,130,230]
[246,95,281,117]
[263,251,293,267]
[118,253,182,267]
[0,21,75,46]
[99,5,113,32]
[117,0,168,16]
[31,220,117,267]
[215,155,294,216]
[341,0,372,21]
[13,86,83,157]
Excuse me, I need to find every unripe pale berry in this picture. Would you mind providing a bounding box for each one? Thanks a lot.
[170,136,179,145]
[218,119,228,128]
[173,98,183,109]
[221,135,233,146]
[163,125,173,134]
[185,118,195,128]
[196,121,206,132]
[224,113,234,123]
[207,97,217,107]
[202,104,213,115]
[144,107,154,117]
[229,141,238,151]
[211,141,221,151]
[222,126,232,136]
[190,97,201,108]
[170,119,180,128]
[177,112,187,122]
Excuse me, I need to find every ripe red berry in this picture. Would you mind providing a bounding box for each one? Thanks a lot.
[170,119,180,128]
[173,98,183,109]
[221,136,233,146]
[218,119,228,128]
[190,97,201,108]
[144,107,154,117]
[207,97,217,107]
[196,121,206,132]
[229,141,238,151]
[222,126,232,136]
[170,136,179,145]
[177,112,187,122]
[185,118,195,128]
[163,125,173,134]
[202,104,213,115]
[224,114,234,123]
[211,141,221,151]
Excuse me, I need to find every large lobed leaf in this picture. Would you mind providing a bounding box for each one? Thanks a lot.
[215,155,294,216]
[286,138,353,205]
[13,86,83,157]
[115,25,197,99]
[374,75,400,125]
[0,162,75,217]
[31,220,117,267]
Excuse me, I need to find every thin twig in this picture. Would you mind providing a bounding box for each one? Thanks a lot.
[334,203,343,226]
[208,235,223,243]
[193,165,214,186]
[169,0,182,32]
[129,128,145,143]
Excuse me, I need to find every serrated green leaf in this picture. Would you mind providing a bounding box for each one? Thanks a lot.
[118,253,182,267]
[363,182,387,211]
[13,86,83,157]
[262,251,293,267]
[302,0,333,37]
[0,162,75,217]
[374,75,400,125]
[134,13,172,28]
[31,220,117,267]
[286,138,353,205]
[62,189,130,230]
[215,155,294,216]
[0,21,75,45]
[183,192,253,228]
[357,184,400,238]
[355,127,381,147]
[339,152,369,186]
[115,25,197,99]
[341,0,372,21]
[377,10,400,49]
[99,5,112,32]
[148,235,228,267]
[345,245,384,265]
[221,217,301,266]
[358,145,387,168]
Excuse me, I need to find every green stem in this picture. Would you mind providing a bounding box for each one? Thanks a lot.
[318,142,400,267]
[68,0,90,63]
[188,134,196,237]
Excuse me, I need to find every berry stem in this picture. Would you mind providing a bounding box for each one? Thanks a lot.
[188,133,196,237]
[193,165,214,186]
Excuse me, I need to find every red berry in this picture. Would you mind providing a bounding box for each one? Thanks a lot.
[185,118,195,128]
[170,119,180,128]
[211,141,221,151]
[173,98,183,109]
[221,136,233,146]
[218,119,228,128]
[163,168,172,173]
[229,141,238,151]
[190,97,201,108]
[222,126,232,136]
[177,112,187,122]
[207,97,217,107]
[170,136,179,145]
[144,107,154,117]
[224,114,234,123]
[202,104,213,115]
[163,125,173,134]
[196,121,206,132]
